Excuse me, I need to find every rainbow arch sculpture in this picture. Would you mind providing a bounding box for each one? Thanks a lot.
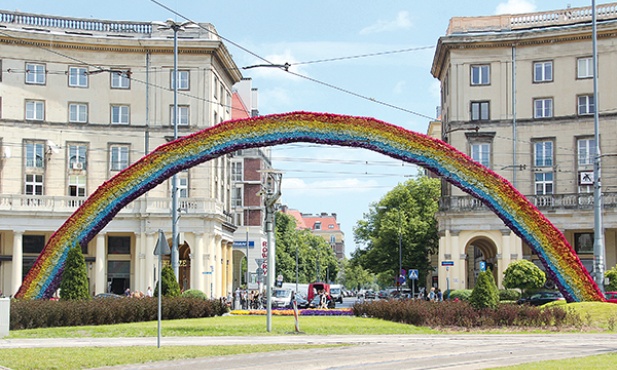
[16,112,603,302]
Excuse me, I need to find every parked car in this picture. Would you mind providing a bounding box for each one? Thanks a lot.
[94,293,123,299]
[330,284,344,303]
[364,290,376,299]
[605,291,617,303]
[270,288,293,308]
[516,291,565,306]
[293,293,310,309]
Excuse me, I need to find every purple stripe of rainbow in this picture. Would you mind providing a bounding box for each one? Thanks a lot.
[16,112,603,301]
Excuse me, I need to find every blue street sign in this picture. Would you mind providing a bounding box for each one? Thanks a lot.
[441,261,454,266]
[408,269,419,280]
[233,240,255,248]
[480,261,486,272]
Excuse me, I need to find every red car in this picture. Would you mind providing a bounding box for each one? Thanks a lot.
[604,292,617,303]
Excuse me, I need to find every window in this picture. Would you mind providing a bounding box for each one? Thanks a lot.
[578,95,595,115]
[471,143,490,167]
[534,98,553,118]
[470,64,490,85]
[111,70,130,89]
[213,77,219,99]
[23,235,45,254]
[534,141,553,167]
[232,162,243,182]
[25,63,45,85]
[470,101,489,121]
[574,232,594,254]
[178,176,188,198]
[232,187,242,207]
[108,236,131,254]
[69,103,88,123]
[25,142,45,168]
[314,222,321,230]
[68,66,88,87]
[535,172,554,195]
[533,61,553,82]
[171,70,190,90]
[578,138,596,166]
[577,57,593,79]
[68,175,86,197]
[25,174,44,195]
[68,144,87,170]
[25,100,44,121]
[110,145,129,171]
[111,105,130,125]
[170,105,189,126]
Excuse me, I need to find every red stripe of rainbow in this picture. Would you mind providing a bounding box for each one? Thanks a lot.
[16,112,603,301]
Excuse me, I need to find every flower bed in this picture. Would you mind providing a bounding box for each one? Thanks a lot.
[229,308,354,316]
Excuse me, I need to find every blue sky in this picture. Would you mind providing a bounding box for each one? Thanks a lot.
[3,0,607,257]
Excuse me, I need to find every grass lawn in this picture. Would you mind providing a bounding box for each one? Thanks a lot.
[3,302,617,369]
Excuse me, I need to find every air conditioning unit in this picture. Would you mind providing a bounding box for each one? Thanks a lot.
[72,162,84,170]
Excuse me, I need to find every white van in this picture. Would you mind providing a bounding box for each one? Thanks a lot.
[330,284,344,303]
[270,288,293,308]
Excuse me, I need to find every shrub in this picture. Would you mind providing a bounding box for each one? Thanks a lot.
[499,289,521,301]
[503,260,546,294]
[10,297,228,330]
[59,246,91,301]
[470,271,499,309]
[154,265,181,298]
[182,289,208,299]
[448,289,472,301]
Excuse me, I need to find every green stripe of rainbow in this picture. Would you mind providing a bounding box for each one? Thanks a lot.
[16,112,603,301]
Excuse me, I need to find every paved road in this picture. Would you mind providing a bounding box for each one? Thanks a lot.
[3,334,617,369]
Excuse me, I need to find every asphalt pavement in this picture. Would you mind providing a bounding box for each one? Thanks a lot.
[2,333,617,369]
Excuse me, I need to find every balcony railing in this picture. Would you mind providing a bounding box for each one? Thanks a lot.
[439,192,617,212]
[0,194,232,223]
[446,2,617,35]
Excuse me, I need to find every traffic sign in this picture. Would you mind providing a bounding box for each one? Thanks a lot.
[441,261,454,266]
[480,261,486,272]
[408,269,419,280]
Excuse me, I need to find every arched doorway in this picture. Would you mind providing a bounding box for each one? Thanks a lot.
[465,237,498,289]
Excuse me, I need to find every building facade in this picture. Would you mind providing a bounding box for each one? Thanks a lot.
[229,78,272,291]
[282,207,345,260]
[0,10,242,298]
[430,3,617,291]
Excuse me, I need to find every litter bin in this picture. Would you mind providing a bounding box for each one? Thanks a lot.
[0,297,9,338]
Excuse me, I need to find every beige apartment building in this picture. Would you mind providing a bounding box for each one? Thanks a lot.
[0,10,243,298]
[431,3,617,291]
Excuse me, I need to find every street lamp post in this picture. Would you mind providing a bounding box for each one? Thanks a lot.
[156,19,194,281]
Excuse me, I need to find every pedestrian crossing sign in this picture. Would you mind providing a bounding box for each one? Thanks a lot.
[408,269,419,280]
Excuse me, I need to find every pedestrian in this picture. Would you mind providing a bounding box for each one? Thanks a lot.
[428,287,436,301]
[146,286,153,297]
[436,288,443,302]
[124,288,131,297]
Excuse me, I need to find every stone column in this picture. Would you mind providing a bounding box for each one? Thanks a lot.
[192,233,205,292]
[95,233,106,295]
[11,230,24,296]
[499,229,512,288]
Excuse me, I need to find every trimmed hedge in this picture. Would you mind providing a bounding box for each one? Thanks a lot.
[353,299,576,329]
[9,297,228,330]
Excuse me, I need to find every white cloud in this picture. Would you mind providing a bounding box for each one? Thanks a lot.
[495,0,536,15]
[360,11,412,35]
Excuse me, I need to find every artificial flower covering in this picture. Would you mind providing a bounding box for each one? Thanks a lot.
[15,112,603,303]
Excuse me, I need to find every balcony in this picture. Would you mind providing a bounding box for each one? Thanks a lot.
[439,192,617,212]
[0,194,232,223]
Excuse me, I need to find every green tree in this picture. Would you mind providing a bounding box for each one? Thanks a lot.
[502,259,546,295]
[352,176,439,289]
[470,270,499,309]
[154,265,181,297]
[59,245,91,300]
[338,259,375,291]
[274,212,339,284]
[605,265,617,291]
